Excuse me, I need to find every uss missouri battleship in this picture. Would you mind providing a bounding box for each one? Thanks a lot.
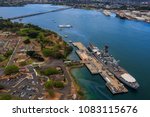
[88,43,139,89]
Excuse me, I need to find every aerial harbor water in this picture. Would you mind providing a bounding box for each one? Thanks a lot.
[0,4,150,99]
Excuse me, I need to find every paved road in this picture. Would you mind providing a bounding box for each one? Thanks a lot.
[6,39,21,67]
[6,65,44,99]
[26,65,44,99]
[44,59,72,100]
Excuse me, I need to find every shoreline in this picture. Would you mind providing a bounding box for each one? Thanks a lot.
[68,64,86,100]
[0,3,150,24]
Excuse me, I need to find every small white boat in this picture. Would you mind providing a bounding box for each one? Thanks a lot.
[58,24,72,28]
[64,35,68,38]
[69,40,72,43]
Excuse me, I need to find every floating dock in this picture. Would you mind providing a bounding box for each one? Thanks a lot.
[73,42,128,94]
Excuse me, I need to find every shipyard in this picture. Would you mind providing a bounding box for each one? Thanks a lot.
[73,42,129,94]
[73,41,140,94]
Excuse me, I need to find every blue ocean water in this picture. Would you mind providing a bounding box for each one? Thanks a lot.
[0,4,150,99]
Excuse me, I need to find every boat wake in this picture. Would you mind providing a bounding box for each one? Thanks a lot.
[79,79,112,99]
[95,86,112,100]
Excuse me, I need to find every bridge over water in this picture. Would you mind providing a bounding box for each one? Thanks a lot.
[8,7,72,20]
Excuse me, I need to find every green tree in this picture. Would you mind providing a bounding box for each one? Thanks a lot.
[42,48,51,57]
[0,94,12,100]
[4,50,13,58]
[38,32,44,40]
[42,67,59,76]
[4,65,19,75]
[0,84,4,90]
[26,51,44,62]
[23,39,31,44]
[0,54,5,62]
[27,29,39,38]
[53,81,64,88]
[42,48,64,59]
[64,46,73,57]
[45,80,53,89]
[19,61,27,66]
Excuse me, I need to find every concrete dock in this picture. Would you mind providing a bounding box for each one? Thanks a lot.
[73,42,128,94]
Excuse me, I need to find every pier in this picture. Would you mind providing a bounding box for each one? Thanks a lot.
[73,42,128,94]
[8,7,71,20]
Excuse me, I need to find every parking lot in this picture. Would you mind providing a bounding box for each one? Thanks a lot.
[0,66,45,100]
